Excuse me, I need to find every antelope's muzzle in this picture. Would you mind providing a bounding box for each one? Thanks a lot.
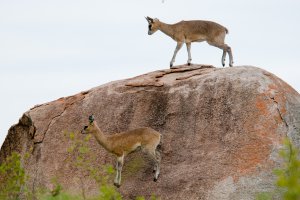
[81,126,88,134]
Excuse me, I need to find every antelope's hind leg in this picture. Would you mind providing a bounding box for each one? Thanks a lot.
[153,150,161,181]
[144,145,161,181]
[222,50,226,67]
[227,45,234,67]
[208,41,234,67]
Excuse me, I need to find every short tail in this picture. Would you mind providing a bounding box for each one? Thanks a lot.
[156,134,163,152]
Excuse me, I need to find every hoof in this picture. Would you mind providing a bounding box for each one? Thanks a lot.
[114,183,121,188]
[153,174,159,182]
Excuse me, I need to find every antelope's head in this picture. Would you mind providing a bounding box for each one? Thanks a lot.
[145,16,159,35]
[81,115,95,134]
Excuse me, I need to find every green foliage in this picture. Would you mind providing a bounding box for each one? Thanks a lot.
[40,193,81,200]
[0,152,26,200]
[123,157,144,180]
[96,184,122,200]
[274,138,300,200]
[150,196,159,200]
[65,132,122,199]
[38,187,81,200]
[135,197,145,200]
[255,192,273,200]
[135,195,159,200]
[256,138,300,200]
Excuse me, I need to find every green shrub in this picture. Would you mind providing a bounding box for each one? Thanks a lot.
[39,190,81,200]
[274,138,300,200]
[0,152,26,200]
[255,192,273,200]
[256,137,300,200]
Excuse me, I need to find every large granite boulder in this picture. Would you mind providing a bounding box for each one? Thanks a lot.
[1,65,300,199]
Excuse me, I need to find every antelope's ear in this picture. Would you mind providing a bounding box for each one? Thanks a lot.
[89,115,94,124]
[146,16,154,23]
[145,16,150,23]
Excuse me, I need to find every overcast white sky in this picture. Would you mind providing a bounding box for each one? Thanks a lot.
[0,0,299,147]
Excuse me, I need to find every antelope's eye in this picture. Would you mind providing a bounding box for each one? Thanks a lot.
[148,24,152,30]
[84,126,88,130]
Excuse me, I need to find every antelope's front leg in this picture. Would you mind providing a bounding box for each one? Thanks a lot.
[186,42,192,65]
[114,161,120,187]
[170,42,183,68]
[114,155,124,188]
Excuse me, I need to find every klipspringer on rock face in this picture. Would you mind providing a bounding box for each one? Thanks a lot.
[1,64,300,199]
